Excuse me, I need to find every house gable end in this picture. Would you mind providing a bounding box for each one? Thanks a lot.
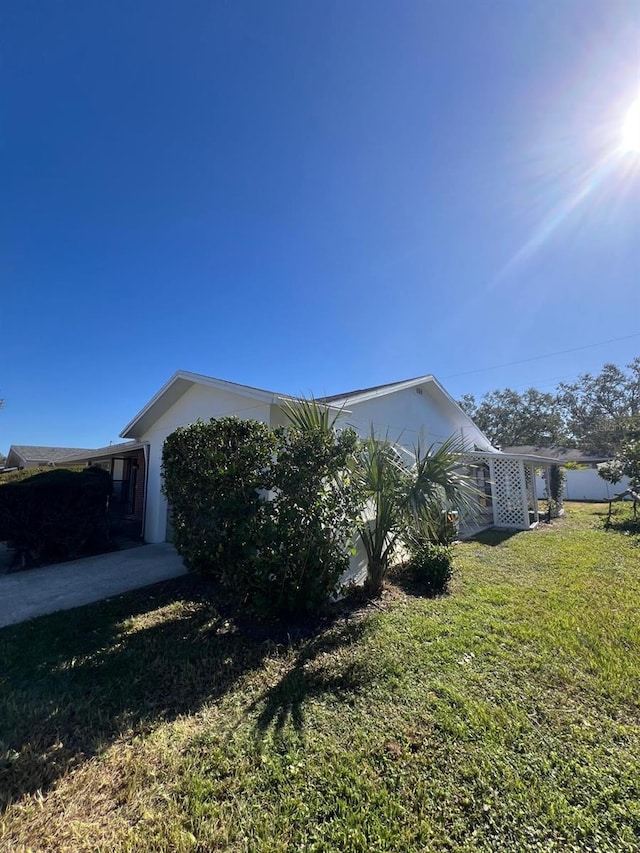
[120,371,282,439]
[328,377,496,452]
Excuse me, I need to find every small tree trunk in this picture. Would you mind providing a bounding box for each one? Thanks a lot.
[364,559,386,597]
[549,465,565,519]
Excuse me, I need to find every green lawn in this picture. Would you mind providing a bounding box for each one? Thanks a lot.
[1,503,639,852]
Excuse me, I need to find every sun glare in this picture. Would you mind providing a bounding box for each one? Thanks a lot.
[621,98,640,153]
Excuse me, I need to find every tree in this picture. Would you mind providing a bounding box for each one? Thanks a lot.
[459,388,568,448]
[598,431,640,522]
[558,359,640,455]
[353,436,406,595]
[459,358,640,455]
[598,433,640,491]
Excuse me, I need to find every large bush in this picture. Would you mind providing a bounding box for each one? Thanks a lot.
[161,411,360,621]
[252,423,360,620]
[161,418,277,584]
[0,466,111,565]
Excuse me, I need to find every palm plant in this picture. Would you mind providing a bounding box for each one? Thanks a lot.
[279,395,341,435]
[353,436,406,595]
[355,433,481,595]
[404,435,481,545]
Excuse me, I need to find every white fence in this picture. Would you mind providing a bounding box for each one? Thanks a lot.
[535,468,632,502]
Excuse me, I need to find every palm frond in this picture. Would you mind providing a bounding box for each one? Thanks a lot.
[404,434,483,541]
[279,396,342,435]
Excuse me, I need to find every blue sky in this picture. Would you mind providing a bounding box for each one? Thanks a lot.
[2,0,640,450]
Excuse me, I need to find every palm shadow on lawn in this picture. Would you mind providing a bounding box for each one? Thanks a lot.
[250,620,370,737]
[0,576,274,810]
[1,575,373,812]
[466,528,522,546]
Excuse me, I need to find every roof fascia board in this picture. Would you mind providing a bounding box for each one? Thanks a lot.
[326,375,435,406]
[58,441,147,463]
[272,395,349,415]
[466,450,562,465]
[180,371,280,404]
[121,371,283,439]
[8,447,28,466]
[327,375,498,452]
[120,371,187,438]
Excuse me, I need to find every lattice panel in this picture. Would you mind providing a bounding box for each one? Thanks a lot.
[492,458,527,528]
[524,464,536,510]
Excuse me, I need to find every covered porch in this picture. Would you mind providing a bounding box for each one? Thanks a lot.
[465,450,558,532]
[58,441,149,540]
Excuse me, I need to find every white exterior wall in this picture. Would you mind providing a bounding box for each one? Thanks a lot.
[336,385,492,451]
[140,385,272,543]
[535,468,632,502]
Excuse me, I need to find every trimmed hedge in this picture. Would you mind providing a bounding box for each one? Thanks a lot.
[162,416,360,621]
[162,418,277,582]
[0,466,111,566]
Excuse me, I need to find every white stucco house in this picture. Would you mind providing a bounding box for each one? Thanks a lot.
[113,370,558,544]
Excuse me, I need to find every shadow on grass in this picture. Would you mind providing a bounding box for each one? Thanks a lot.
[251,620,369,736]
[604,518,640,536]
[0,576,277,810]
[386,565,451,600]
[602,502,639,536]
[466,528,522,547]
[1,575,372,811]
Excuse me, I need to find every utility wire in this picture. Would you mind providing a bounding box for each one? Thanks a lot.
[441,333,640,380]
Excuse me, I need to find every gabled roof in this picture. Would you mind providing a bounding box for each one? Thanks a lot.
[7,445,93,467]
[320,375,434,404]
[319,373,436,403]
[321,375,497,451]
[58,441,146,463]
[120,370,498,450]
[120,371,305,439]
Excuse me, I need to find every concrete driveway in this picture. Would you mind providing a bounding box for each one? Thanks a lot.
[0,544,187,628]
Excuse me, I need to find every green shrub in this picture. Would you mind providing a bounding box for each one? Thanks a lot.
[161,418,277,585]
[546,464,566,519]
[0,466,111,565]
[250,424,360,620]
[161,413,361,622]
[407,542,454,594]
[0,467,56,485]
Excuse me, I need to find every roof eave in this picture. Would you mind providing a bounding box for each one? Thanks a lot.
[325,375,436,406]
[466,450,565,465]
[119,371,347,440]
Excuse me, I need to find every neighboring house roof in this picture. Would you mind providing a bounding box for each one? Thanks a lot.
[6,445,93,468]
[58,441,147,464]
[501,445,610,464]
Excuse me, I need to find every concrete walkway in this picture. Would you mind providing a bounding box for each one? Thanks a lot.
[0,544,187,628]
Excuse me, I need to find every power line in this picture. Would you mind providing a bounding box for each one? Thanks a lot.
[441,333,640,381]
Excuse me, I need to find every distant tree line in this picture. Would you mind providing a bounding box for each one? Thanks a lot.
[459,358,640,456]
